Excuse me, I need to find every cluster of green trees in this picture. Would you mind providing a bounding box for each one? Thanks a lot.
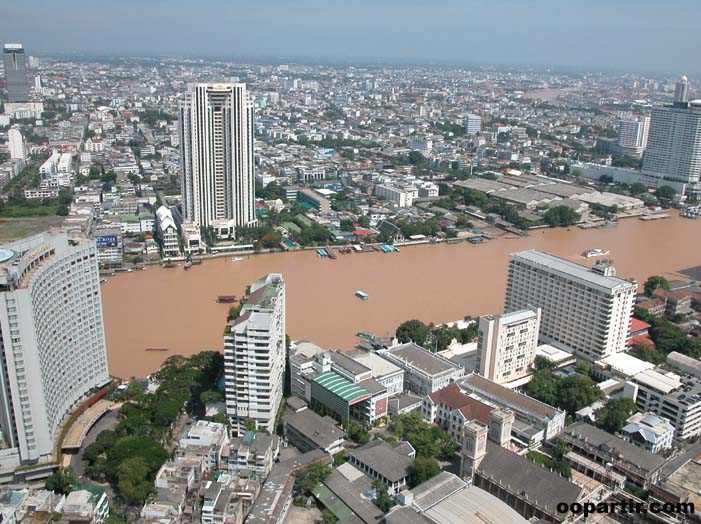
[526,360,602,415]
[394,218,440,238]
[0,188,73,218]
[441,185,537,229]
[342,419,370,444]
[395,319,478,352]
[392,412,459,463]
[543,206,581,227]
[595,398,637,434]
[82,352,223,506]
[526,440,572,479]
[293,460,332,499]
[634,307,701,360]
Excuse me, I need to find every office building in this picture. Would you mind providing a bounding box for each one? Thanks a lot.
[642,76,701,188]
[224,274,285,435]
[0,232,110,470]
[624,368,701,440]
[179,83,256,238]
[478,308,541,386]
[7,127,25,160]
[464,114,482,136]
[2,44,29,103]
[505,250,636,361]
[374,184,414,208]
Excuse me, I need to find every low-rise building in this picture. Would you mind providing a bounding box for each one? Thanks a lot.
[177,420,229,472]
[351,351,404,397]
[378,343,464,396]
[347,440,414,495]
[62,487,109,524]
[562,421,666,488]
[622,412,675,453]
[283,408,346,454]
[226,431,280,480]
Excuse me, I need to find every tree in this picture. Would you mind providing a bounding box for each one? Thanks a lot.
[45,467,76,495]
[293,461,332,496]
[244,418,257,432]
[372,481,395,511]
[543,206,581,227]
[116,457,153,506]
[321,509,338,524]
[556,375,602,415]
[412,457,441,486]
[629,182,648,196]
[655,185,677,201]
[408,151,425,165]
[396,320,430,346]
[595,398,637,434]
[344,419,370,444]
[644,275,670,297]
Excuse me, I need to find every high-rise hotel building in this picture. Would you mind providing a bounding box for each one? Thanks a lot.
[642,76,701,189]
[505,250,636,361]
[224,274,285,435]
[179,83,256,239]
[0,232,110,470]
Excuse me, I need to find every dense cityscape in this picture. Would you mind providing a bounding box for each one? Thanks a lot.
[1,13,701,524]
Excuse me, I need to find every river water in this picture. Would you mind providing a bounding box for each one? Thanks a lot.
[102,213,701,377]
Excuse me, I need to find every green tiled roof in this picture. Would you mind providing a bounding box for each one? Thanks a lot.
[313,371,370,402]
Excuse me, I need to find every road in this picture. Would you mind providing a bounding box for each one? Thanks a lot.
[69,408,120,478]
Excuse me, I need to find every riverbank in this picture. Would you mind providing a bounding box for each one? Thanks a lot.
[101,211,701,378]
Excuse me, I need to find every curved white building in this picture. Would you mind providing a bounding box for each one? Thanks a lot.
[0,232,110,470]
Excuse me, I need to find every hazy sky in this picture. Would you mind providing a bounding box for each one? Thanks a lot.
[3,0,700,74]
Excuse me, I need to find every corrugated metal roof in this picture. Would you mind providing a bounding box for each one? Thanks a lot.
[313,371,370,402]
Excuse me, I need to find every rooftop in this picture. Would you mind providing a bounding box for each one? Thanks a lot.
[510,249,636,292]
[348,440,413,483]
[383,343,462,377]
[284,408,346,448]
[313,371,371,403]
[477,442,583,516]
[351,351,403,378]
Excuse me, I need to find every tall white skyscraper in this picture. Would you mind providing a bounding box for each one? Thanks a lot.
[7,127,26,160]
[674,75,690,104]
[0,232,110,469]
[505,250,636,361]
[179,83,256,239]
[465,114,482,136]
[478,308,541,386]
[615,115,650,156]
[643,76,701,188]
[224,274,285,435]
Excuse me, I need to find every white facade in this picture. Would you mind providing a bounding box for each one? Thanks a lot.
[643,103,701,187]
[465,114,482,136]
[478,308,541,385]
[179,83,256,236]
[224,274,285,435]
[156,206,181,258]
[39,152,61,176]
[625,369,701,441]
[375,184,413,208]
[622,412,674,453]
[0,232,110,466]
[505,250,636,361]
[7,128,25,161]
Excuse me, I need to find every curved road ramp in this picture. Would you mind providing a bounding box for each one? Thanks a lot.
[61,399,117,452]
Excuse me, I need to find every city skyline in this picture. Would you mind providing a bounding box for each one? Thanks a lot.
[2,0,701,75]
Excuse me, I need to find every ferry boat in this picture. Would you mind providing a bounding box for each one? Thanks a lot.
[184,260,192,270]
[162,261,177,268]
[325,246,337,259]
[145,347,169,352]
[355,290,369,300]
[231,257,244,262]
[99,279,107,284]
[217,295,238,303]
[583,249,610,258]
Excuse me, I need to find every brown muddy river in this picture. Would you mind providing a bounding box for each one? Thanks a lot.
[102,213,701,377]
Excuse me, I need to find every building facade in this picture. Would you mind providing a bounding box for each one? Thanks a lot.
[2,45,29,103]
[478,308,541,385]
[464,114,482,136]
[7,128,25,161]
[156,206,181,258]
[179,83,256,237]
[0,232,110,468]
[505,250,636,361]
[643,78,701,189]
[224,274,285,435]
